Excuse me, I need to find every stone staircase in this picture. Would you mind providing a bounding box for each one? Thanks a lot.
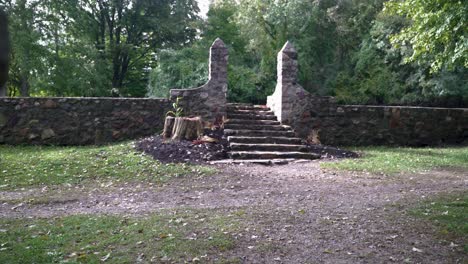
[222,103,320,164]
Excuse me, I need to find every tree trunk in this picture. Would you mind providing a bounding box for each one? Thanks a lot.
[170,117,203,141]
[19,74,29,97]
[0,9,8,96]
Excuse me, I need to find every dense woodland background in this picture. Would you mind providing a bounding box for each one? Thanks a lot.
[0,0,467,107]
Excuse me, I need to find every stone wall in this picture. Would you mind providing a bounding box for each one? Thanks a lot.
[295,99,468,146]
[0,97,170,145]
[170,38,228,127]
[268,41,468,146]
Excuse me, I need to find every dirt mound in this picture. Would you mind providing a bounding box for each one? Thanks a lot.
[136,135,228,164]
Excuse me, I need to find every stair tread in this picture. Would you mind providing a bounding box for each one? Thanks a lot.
[230,143,304,147]
[225,119,280,125]
[230,142,308,152]
[224,124,292,131]
[229,151,317,154]
[228,136,302,140]
[211,159,306,165]
[225,129,296,137]
[227,136,303,144]
[228,114,277,120]
[228,151,321,160]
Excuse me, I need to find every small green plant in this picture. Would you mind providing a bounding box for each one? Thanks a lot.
[166,97,184,117]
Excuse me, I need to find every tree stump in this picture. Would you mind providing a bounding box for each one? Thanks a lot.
[162,116,175,138]
[163,116,203,141]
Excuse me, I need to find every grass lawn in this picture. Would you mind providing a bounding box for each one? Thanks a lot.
[0,142,215,190]
[323,146,468,174]
[412,193,468,252]
[0,210,242,263]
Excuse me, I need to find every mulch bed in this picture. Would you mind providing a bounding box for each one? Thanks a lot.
[136,135,228,164]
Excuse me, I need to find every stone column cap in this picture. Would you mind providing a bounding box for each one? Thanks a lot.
[280,41,297,59]
[211,38,226,49]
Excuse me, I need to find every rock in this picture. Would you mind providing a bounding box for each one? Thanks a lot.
[43,99,58,108]
[0,112,6,127]
[41,128,55,140]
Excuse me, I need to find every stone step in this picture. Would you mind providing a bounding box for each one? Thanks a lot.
[226,103,252,106]
[227,105,270,111]
[228,151,320,160]
[230,143,308,152]
[211,159,294,165]
[225,119,280,125]
[228,113,277,120]
[211,159,313,165]
[224,129,296,137]
[224,124,292,131]
[227,109,275,116]
[227,136,303,145]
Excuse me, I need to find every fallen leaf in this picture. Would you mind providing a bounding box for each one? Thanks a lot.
[412,247,423,253]
[101,253,111,261]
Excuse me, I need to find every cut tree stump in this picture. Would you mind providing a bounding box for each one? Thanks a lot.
[164,116,203,141]
[162,116,175,138]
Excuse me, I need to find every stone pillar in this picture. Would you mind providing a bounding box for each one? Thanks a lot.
[267,41,307,124]
[0,9,9,97]
[170,38,228,126]
[209,38,228,83]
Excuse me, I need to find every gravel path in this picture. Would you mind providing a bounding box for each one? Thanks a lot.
[0,161,466,263]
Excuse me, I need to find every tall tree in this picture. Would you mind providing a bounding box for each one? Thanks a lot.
[59,0,200,96]
[0,8,8,96]
[1,0,48,97]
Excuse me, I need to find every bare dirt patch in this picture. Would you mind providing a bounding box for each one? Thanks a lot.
[0,162,466,263]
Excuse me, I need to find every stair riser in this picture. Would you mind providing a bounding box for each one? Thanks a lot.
[227,107,271,111]
[229,152,320,160]
[225,130,296,137]
[228,114,277,120]
[224,124,291,131]
[225,119,280,125]
[230,145,308,152]
[228,137,302,145]
[226,109,275,115]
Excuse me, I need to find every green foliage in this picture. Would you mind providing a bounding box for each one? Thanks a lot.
[333,10,468,107]
[0,210,240,263]
[384,0,468,73]
[1,0,466,106]
[147,48,208,98]
[166,97,184,117]
[0,142,215,189]
[1,0,200,97]
[323,146,468,175]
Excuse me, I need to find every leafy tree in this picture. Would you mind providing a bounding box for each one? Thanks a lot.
[1,0,200,97]
[384,0,468,72]
[1,0,49,96]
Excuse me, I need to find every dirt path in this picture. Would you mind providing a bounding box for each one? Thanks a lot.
[0,161,466,263]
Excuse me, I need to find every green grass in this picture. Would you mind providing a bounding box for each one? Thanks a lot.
[412,193,468,251]
[0,210,241,263]
[323,146,468,174]
[0,143,215,189]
